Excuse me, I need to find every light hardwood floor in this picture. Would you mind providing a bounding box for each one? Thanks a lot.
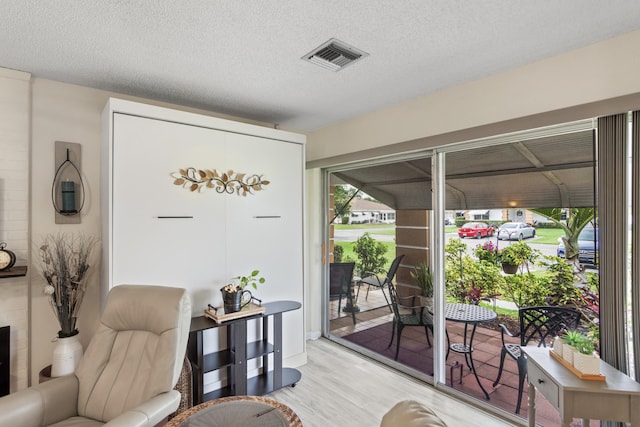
[269,338,517,427]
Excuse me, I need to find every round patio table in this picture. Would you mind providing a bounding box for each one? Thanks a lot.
[444,302,496,400]
[166,395,302,427]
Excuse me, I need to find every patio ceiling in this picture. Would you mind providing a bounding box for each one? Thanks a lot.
[331,128,595,210]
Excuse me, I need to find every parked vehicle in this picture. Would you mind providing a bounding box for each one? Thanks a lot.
[497,222,536,240]
[458,222,494,239]
[557,225,599,267]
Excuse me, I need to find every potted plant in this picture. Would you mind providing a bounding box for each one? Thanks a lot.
[552,334,568,356]
[474,241,499,264]
[221,269,264,313]
[572,333,600,374]
[498,241,538,274]
[410,262,433,306]
[39,233,97,376]
[561,329,583,364]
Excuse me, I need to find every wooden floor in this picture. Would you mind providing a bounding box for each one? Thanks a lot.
[269,338,518,427]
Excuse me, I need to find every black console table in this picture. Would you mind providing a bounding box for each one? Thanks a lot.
[188,300,302,404]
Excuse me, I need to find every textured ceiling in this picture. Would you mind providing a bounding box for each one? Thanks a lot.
[1,1,640,131]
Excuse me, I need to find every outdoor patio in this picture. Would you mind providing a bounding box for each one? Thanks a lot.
[329,288,599,427]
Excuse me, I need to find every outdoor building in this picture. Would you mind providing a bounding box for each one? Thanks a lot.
[348,198,396,224]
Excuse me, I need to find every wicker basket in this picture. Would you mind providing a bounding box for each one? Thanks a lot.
[168,357,193,420]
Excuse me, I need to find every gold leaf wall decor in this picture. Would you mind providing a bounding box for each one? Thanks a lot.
[171,167,270,196]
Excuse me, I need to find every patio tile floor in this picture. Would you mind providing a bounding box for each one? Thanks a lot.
[329,289,599,426]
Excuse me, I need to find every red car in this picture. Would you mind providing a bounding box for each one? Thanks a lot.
[458,222,494,239]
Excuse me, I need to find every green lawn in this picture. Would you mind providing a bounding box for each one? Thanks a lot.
[334,223,395,230]
[532,228,564,244]
[335,241,396,272]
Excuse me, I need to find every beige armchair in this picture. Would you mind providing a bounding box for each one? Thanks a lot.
[0,285,191,427]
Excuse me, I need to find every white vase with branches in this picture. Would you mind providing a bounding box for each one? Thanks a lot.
[39,233,97,376]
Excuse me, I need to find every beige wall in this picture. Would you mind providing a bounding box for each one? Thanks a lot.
[306,29,640,164]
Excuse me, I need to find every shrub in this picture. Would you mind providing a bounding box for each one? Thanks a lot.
[539,255,581,306]
[333,245,344,263]
[445,239,504,304]
[499,241,539,270]
[498,272,548,308]
[474,240,499,264]
[353,232,388,276]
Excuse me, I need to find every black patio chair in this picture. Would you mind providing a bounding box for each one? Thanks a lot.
[329,262,357,324]
[387,283,433,360]
[358,254,405,311]
[492,305,581,414]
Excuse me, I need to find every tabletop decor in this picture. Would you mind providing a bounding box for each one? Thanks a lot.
[220,270,265,313]
[551,329,602,377]
[172,167,270,196]
[39,233,97,376]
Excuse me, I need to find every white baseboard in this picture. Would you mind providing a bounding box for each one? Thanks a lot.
[306,330,321,340]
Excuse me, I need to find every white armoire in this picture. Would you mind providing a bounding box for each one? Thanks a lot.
[101,98,306,379]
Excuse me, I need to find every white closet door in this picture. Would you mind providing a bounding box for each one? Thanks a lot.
[224,132,304,358]
[111,113,228,314]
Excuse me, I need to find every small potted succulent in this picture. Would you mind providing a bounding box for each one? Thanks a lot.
[552,333,568,357]
[562,329,583,364]
[572,334,600,374]
[220,270,265,313]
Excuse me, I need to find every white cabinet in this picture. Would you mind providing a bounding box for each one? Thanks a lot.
[101,98,305,368]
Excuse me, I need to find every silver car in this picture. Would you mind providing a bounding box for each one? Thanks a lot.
[497,222,536,240]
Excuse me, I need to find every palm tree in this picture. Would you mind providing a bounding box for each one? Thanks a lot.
[530,207,595,282]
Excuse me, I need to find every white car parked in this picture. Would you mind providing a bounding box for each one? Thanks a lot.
[497,222,536,240]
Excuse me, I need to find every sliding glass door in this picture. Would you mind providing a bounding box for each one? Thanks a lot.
[321,118,602,422]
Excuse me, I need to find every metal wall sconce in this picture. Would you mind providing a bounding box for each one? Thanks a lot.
[52,141,84,224]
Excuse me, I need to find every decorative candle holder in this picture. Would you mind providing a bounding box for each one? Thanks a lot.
[52,141,84,224]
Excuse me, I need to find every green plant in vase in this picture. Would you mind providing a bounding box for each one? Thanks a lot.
[221,270,264,313]
[561,329,582,363]
[571,332,600,374]
[574,335,595,355]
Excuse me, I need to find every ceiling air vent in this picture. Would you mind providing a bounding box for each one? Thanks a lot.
[302,38,368,72]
